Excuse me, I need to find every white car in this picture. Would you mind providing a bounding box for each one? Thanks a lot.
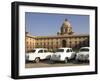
[26,48,53,63]
[50,48,76,63]
[76,47,89,62]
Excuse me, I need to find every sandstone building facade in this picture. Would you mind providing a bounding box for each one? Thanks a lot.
[26,19,89,52]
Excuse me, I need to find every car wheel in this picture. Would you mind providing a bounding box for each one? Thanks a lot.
[64,57,68,63]
[35,57,40,63]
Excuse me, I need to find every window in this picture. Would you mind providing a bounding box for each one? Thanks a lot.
[66,49,70,52]
[44,50,48,53]
[26,42,28,45]
[80,48,89,52]
[56,49,64,52]
[38,50,43,53]
[51,42,53,45]
[75,41,77,44]
[48,42,49,45]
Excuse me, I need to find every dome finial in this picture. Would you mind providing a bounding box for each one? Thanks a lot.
[65,18,68,21]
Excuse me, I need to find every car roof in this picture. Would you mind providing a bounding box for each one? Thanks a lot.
[80,47,89,49]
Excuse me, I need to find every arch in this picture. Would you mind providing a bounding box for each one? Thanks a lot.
[62,40,66,47]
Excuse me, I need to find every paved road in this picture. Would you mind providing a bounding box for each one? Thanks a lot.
[25,60,89,68]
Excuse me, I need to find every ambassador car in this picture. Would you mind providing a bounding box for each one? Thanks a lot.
[76,47,89,62]
[25,48,53,63]
[50,48,76,63]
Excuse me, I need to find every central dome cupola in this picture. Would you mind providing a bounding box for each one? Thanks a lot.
[60,18,74,35]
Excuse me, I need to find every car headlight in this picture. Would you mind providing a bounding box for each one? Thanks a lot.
[85,54,89,58]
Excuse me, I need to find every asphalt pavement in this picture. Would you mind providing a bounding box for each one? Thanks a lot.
[25,60,89,68]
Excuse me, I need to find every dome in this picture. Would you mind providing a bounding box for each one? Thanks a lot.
[60,18,74,35]
[63,19,72,28]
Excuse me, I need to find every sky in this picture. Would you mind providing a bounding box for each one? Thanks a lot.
[25,12,89,36]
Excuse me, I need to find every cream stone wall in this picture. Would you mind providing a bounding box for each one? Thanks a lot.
[25,34,89,52]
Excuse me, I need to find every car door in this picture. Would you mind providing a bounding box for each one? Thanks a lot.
[66,49,72,58]
[38,49,45,59]
[43,50,51,59]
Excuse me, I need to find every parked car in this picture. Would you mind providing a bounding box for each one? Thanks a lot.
[76,47,89,62]
[50,48,76,63]
[25,48,53,63]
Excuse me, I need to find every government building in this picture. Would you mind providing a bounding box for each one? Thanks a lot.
[26,19,89,52]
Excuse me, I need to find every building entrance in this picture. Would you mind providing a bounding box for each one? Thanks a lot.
[62,40,66,47]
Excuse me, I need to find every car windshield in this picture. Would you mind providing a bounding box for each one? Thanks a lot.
[80,48,89,52]
[56,49,64,52]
